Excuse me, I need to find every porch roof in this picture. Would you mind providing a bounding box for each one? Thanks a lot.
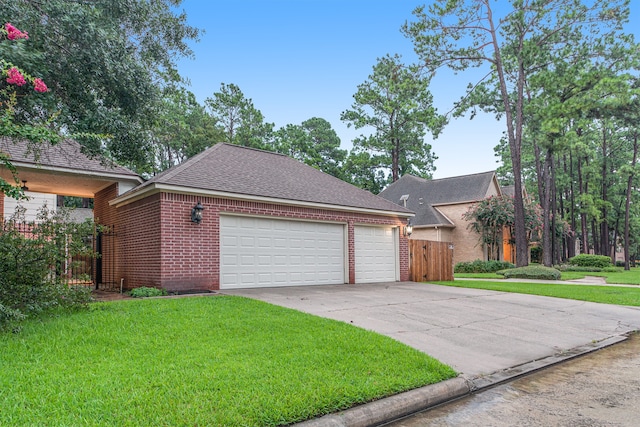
[0,137,143,197]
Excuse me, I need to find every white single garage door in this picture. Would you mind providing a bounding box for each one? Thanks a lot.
[220,215,345,289]
[354,225,398,283]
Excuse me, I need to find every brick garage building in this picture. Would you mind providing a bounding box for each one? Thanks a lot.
[107,143,413,292]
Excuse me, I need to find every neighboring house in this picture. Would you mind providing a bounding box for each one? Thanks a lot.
[2,138,413,291]
[379,171,505,265]
[107,143,412,291]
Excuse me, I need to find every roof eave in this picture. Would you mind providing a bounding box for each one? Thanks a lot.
[12,161,144,183]
[413,223,456,229]
[110,183,414,218]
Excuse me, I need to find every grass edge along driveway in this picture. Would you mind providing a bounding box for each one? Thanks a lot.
[0,296,456,426]
[437,280,640,307]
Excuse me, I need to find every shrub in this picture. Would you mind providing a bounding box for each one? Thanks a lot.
[0,207,94,332]
[130,287,168,298]
[569,254,612,269]
[555,265,602,272]
[455,259,515,273]
[499,265,561,280]
[0,302,26,333]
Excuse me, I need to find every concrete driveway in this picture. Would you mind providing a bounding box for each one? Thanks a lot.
[222,282,640,378]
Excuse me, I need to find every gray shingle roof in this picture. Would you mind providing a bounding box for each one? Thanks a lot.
[121,143,412,214]
[379,171,498,226]
[501,185,515,197]
[0,137,140,178]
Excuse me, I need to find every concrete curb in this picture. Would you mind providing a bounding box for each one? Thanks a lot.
[295,377,470,427]
[295,334,631,427]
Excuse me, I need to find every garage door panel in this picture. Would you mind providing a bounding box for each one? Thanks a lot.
[354,225,397,283]
[220,215,345,289]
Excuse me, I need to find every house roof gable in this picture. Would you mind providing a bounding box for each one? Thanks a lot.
[115,143,412,215]
[379,171,499,226]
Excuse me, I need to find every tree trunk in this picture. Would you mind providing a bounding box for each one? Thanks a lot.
[534,142,544,203]
[391,138,399,182]
[592,218,599,254]
[577,156,589,254]
[624,133,638,270]
[600,126,609,256]
[487,4,528,267]
[566,153,576,259]
[551,154,560,265]
[542,149,553,267]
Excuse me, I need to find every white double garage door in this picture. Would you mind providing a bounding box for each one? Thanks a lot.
[220,215,399,289]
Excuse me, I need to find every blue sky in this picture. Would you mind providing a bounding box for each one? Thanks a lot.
[174,0,638,179]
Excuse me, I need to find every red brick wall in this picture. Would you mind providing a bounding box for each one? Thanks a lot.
[0,192,4,222]
[94,184,119,227]
[116,192,411,291]
[116,193,163,290]
[93,184,121,287]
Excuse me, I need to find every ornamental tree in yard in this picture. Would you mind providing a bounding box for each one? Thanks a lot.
[463,195,542,261]
[1,22,54,199]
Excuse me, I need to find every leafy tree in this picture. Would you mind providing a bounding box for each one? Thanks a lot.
[404,0,631,266]
[619,92,640,269]
[0,0,200,171]
[462,195,542,261]
[151,85,223,173]
[341,54,444,183]
[205,83,273,149]
[273,117,347,178]
[341,151,388,194]
[299,118,347,179]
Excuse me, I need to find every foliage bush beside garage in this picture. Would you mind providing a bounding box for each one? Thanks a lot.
[455,259,515,273]
[0,208,94,332]
[129,287,168,298]
[498,265,561,280]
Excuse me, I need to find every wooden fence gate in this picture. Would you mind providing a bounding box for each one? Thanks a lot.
[409,240,454,282]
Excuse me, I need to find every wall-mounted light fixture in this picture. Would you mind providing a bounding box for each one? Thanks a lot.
[191,201,204,224]
[403,219,413,237]
[21,180,29,191]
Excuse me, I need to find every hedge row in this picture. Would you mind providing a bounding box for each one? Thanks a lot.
[454,260,515,273]
[498,265,562,280]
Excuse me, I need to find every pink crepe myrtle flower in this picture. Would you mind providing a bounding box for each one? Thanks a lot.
[33,78,48,93]
[4,23,28,40]
[6,67,26,86]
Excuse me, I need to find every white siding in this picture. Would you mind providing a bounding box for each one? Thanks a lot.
[3,191,56,222]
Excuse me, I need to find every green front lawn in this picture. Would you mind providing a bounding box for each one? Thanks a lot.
[558,268,640,285]
[456,267,640,285]
[0,296,456,426]
[438,280,640,306]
